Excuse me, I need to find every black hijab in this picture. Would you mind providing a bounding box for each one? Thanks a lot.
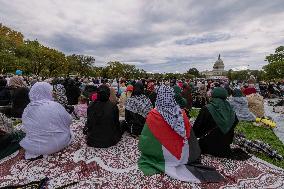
[132,82,144,96]
[97,85,110,102]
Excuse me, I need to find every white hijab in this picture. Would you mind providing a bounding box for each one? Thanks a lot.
[21,82,72,158]
[29,82,53,102]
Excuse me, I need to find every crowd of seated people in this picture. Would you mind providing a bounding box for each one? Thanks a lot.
[1,73,283,183]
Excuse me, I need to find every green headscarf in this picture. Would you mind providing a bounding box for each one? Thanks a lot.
[206,87,235,134]
[173,85,187,108]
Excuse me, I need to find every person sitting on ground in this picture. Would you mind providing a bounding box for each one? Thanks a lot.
[193,87,239,157]
[138,85,224,183]
[65,79,81,105]
[52,79,68,107]
[247,92,265,118]
[118,85,133,118]
[228,89,256,121]
[0,78,11,106]
[85,85,121,148]
[20,82,72,160]
[74,95,88,118]
[145,82,157,107]
[0,113,25,160]
[8,76,30,118]
[125,82,152,136]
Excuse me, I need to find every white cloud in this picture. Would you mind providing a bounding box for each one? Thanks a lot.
[0,0,283,72]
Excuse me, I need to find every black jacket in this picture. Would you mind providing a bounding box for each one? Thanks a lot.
[10,87,30,118]
[65,85,81,105]
[0,87,11,106]
[193,106,238,157]
[125,109,146,136]
[145,91,157,107]
[86,101,121,148]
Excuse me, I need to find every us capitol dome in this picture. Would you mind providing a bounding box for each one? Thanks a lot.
[212,54,225,75]
[201,54,227,79]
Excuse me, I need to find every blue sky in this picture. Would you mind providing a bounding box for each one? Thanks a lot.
[0,0,284,73]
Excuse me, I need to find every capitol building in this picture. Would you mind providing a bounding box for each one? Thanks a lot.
[201,54,227,79]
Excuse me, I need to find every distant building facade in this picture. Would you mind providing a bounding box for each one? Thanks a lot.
[201,54,227,79]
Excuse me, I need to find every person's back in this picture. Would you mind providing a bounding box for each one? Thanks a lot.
[65,80,81,105]
[20,82,72,159]
[228,89,256,121]
[193,87,238,157]
[21,101,72,158]
[86,85,121,148]
[125,82,152,136]
[8,76,30,118]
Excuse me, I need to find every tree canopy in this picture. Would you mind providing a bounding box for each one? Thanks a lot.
[1,23,283,80]
[264,46,284,80]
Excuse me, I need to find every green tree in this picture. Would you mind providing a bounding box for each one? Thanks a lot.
[264,46,284,80]
[15,40,47,76]
[66,54,95,76]
[186,68,200,77]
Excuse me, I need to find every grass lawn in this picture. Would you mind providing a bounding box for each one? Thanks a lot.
[236,122,284,169]
[189,109,284,169]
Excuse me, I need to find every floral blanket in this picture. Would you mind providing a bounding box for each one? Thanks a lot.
[0,119,284,189]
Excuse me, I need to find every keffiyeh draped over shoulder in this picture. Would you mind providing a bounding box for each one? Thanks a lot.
[155,85,185,138]
[125,94,153,118]
[53,84,68,106]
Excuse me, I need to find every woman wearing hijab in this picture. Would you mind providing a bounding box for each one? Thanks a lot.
[193,87,238,157]
[125,82,152,136]
[86,85,121,148]
[228,89,256,121]
[138,85,224,183]
[145,82,157,107]
[65,79,81,105]
[173,85,187,109]
[20,82,72,160]
[8,76,30,118]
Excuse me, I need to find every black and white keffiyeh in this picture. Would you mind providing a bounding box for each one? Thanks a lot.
[53,84,68,106]
[155,85,185,138]
[0,113,13,133]
[125,94,153,118]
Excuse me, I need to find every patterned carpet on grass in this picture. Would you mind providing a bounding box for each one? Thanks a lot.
[0,119,284,189]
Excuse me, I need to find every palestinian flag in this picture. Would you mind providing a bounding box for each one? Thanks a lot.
[138,109,224,183]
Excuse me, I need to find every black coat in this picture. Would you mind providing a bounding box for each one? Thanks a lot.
[193,106,238,157]
[125,109,146,136]
[10,87,30,118]
[145,91,157,107]
[0,87,11,106]
[86,101,121,148]
[65,85,81,105]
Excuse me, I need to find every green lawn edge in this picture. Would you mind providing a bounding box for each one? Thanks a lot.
[236,121,284,169]
[189,109,284,169]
